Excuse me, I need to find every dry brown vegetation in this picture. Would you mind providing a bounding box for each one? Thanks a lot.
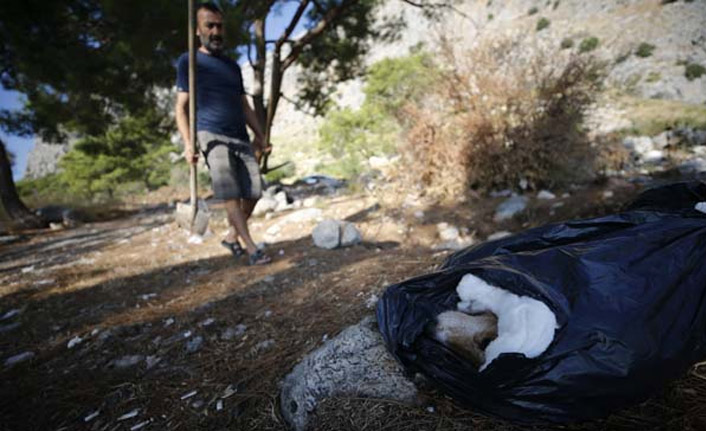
[400,36,605,198]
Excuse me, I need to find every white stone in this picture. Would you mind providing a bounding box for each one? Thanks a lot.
[487,231,512,241]
[4,351,35,367]
[67,336,83,349]
[603,190,614,198]
[696,202,706,214]
[340,223,363,247]
[437,223,460,241]
[643,150,664,163]
[312,220,341,249]
[623,136,655,158]
[253,196,278,216]
[537,190,556,200]
[494,196,529,222]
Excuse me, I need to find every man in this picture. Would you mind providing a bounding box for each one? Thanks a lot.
[175,2,271,265]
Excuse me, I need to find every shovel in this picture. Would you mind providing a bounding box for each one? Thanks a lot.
[175,0,210,236]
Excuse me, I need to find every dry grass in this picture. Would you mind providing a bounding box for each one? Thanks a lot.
[615,96,706,136]
[399,36,605,199]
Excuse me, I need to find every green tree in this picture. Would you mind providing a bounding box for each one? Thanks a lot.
[60,114,176,198]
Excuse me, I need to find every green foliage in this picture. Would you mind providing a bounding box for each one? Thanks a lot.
[16,173,70,206]
[264,162,296,184]
[635,42,656,58]
[316,106,399,178]
[0,0,185,139]
[553,0,561,9]
[560,38,574,49]
[59,114,176,199]
[579,37,599,53]
[364,52,438,118]
[488,13,494,21]
[316,53,437,179]
[536,17,550,31]
[296,0,398,116]
[685,63,706,81]
[528,6,539,15]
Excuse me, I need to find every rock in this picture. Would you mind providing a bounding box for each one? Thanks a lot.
[537,190,556,200]
[1,309,21,321]
[185,336,204,353]
[67,336,83,349]
[494,196,529,222]
[519,178,529,190]
[413,210,425,219]
[303,197,319,208]
[487,231,512,241]
[603,190,614,199]
[696,202,706,214]
[623,136,656,159]
[49,222,63,230]
[368,156,393,169]
[199,318,215,327]
[113,355,144,368]
[312,219,341,249]
[643,150,665,163]
[254,339,275,353]
[437,223,460,241]
[221,324,247,340]
[253,196,278,216]
[678,158,706,175]
[274,191,293,212]
[4,351,35,367]
[280,316,419,431]
[145,356,161,369]
[340,223,363,247]
[433,238,475,251]
[282,208,323,224]
[652,131,671,149]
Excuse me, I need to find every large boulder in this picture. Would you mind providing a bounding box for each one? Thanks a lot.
[280,316,419,431]
[312,220,363,249]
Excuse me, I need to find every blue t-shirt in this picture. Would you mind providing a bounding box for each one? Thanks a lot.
[176,51,249,142]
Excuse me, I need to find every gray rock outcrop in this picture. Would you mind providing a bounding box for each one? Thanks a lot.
[279,316,419,431]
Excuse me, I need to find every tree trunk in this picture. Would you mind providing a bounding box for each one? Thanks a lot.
[251,18,268,130]
[0,139,46,229]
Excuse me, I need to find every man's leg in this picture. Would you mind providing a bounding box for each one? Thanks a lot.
[224,198,257,245]
[223,199,259,255]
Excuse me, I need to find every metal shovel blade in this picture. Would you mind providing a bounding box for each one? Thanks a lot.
[175,199,211,236]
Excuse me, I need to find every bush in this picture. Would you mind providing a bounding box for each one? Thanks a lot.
[399,37,604,197]
[579,36,599,53]
[635,42,656,58]
[316,52,437,179]
[488,13,494,21]
[685,63,706,81]
[59,113,177,199]
[560,38,574,49]
[528,6,539,15]
[536,17,550,31]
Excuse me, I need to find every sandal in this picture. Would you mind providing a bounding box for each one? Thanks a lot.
[221,240,245,257]
[248,249,272,266]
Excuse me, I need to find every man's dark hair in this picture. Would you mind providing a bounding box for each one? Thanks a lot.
[197,2,222,15]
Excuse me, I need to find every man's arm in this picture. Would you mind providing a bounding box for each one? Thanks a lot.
[175,91,198,165]
[241,95,271,161]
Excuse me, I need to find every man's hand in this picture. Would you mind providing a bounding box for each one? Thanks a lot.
[252,135,272,163]
[184,148,199,165]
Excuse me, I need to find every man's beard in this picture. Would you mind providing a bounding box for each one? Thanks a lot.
[200,34,224,54]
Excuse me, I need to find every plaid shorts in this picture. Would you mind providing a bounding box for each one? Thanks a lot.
[198,130,263,201]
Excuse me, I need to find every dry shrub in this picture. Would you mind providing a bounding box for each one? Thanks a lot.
[400,36,605,198]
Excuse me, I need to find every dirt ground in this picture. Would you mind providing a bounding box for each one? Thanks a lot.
[2,179,706,431]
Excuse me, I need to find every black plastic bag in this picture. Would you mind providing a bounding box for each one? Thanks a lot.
[377,182,706,423]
